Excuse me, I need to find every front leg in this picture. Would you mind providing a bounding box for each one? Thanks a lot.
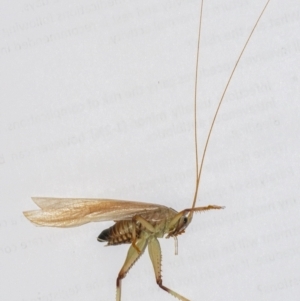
[148,237,190,301]
[116,237,148,301]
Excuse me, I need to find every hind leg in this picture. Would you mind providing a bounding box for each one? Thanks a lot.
[116,237,148,301]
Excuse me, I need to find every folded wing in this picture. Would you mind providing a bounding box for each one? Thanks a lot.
[23,197,167,228]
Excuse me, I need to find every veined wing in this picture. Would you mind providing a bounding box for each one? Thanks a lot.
[23,197,170,228]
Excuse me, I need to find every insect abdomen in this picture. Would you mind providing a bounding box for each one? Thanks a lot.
[97,220,141,245]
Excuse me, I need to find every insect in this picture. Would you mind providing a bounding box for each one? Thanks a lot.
[23,1,271,300]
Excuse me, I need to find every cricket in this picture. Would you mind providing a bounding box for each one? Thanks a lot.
[23,1,271,300]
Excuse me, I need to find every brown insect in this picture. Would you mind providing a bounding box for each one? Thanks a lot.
[23,1,271,300]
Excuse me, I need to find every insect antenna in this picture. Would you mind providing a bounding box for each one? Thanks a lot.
[189,0,272,219]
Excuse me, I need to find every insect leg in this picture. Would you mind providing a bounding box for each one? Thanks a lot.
[116,237,148,301]
[148,237,190,301]
[131,215,155,253]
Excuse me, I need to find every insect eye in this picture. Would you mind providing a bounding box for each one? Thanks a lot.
[183,217,188,224]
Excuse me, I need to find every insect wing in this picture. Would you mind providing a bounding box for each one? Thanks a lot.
[23,197,168,228]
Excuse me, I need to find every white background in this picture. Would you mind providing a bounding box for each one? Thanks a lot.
[1,0,300,300]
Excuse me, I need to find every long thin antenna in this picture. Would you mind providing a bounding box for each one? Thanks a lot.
[191,0,271,209]
[193,0,204,186]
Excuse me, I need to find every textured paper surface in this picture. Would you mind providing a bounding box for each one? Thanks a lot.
[1,1,300,300]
